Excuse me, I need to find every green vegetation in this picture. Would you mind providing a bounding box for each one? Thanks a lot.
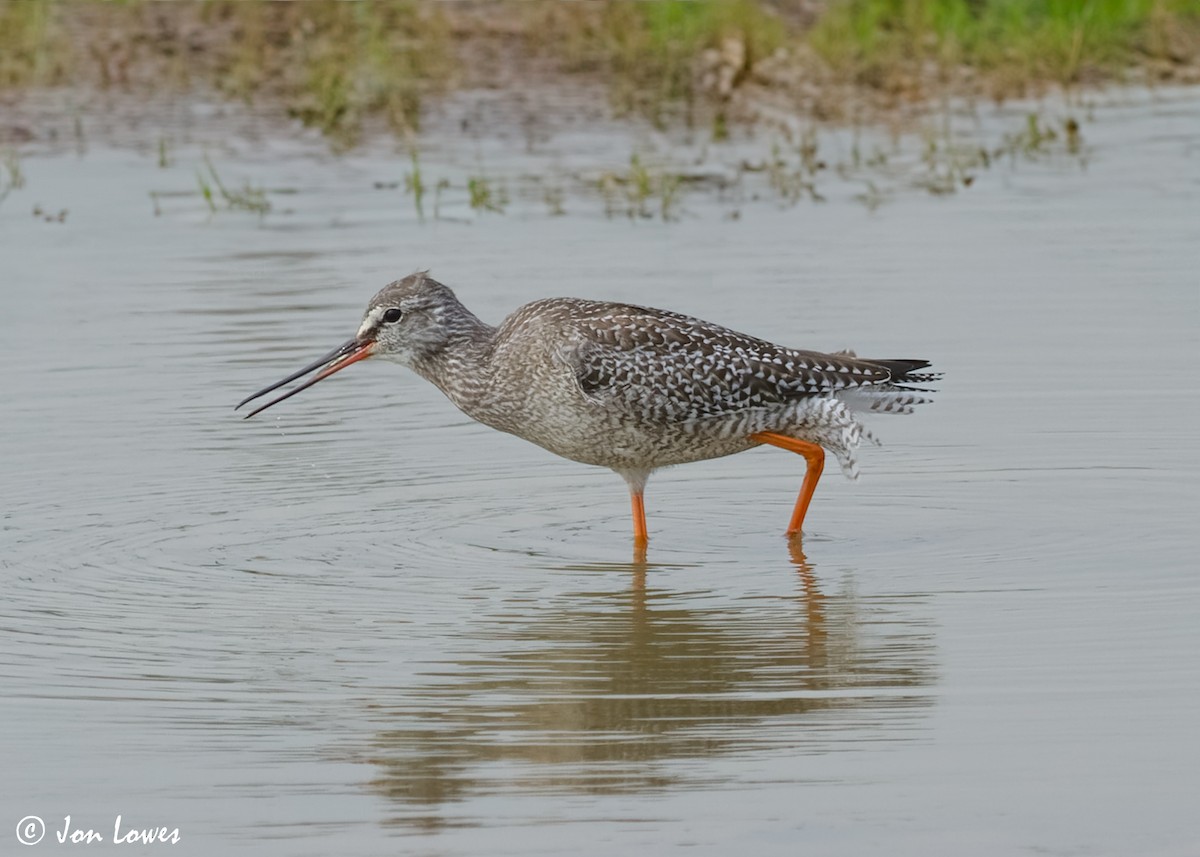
[596,154,685,221]
[854,180,888,211]
[0,0,1196,148]
[0,1,68,87]
[996,112,1086,160]
[467,176,507,215]
[810,0,1200,95]
[196,158,271,217]
[396,156,509,221]
[404,149,427,221]
[0,148,25,205]
[765,137,827,205]
[907,110,1088,194]
[545,0,787,125]
[542,184,567,217]
[137,104,1100,223]
[238,2,451,148]
[0,1,452,149]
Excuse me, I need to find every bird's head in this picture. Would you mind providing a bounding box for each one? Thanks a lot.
[359,272,466,366]
[235,271,458,418]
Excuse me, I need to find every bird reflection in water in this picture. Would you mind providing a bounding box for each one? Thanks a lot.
[360,543,934,831]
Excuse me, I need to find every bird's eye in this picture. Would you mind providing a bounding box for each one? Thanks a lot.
[383,308,403,324]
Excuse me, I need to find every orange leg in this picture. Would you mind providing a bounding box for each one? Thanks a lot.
[750,432,826,537]
[630,491,649,546]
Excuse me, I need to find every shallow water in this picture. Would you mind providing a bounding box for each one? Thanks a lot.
[2,89,1198,856]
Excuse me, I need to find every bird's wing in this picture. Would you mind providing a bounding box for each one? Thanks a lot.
[566,304,897,420]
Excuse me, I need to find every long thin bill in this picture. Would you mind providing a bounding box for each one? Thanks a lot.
[235,337,374,419]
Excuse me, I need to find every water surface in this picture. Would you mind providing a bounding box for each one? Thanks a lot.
[2,89,1198,856]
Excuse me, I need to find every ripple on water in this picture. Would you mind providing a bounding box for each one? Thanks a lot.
[5,90,1198,855]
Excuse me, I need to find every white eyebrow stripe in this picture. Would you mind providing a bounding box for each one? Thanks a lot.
[358,306,386,339]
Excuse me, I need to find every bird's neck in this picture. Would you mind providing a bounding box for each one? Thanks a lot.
[409,304,498,413]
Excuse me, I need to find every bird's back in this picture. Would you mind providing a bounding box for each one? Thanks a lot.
[498,298,928,418]
[473,298,939,476]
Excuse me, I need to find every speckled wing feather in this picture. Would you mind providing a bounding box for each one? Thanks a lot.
[566,303,914,421]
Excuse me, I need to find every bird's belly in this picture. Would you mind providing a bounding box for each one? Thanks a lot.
[509,410,767,470]
[495,393,870,476]
[464,366,839,471]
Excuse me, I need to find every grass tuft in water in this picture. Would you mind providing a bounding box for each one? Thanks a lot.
[760,133,827,205]
[404,149,426,222]
[467,176,508,215]
[196,157,271,217]
[156,137,172,169]
[597,154,685,221]
[854,180,888,211]
[910,109,1089,195]
[542,184,566,217]
[0,149,26,206]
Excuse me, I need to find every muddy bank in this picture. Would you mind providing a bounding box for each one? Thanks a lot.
[1,1,1197,224]
[2,1,1198,152]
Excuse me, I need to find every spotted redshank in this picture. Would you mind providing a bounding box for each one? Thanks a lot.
[237,273,939,544]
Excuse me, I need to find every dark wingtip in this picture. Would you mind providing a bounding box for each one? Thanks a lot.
[873,359,936,380]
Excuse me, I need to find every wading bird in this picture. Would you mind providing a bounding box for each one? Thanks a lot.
[237,273,939,545]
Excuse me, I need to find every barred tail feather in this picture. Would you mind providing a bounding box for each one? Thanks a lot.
[834,353,940,416]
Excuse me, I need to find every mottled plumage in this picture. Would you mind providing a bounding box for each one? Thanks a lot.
[238,272,941,543]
